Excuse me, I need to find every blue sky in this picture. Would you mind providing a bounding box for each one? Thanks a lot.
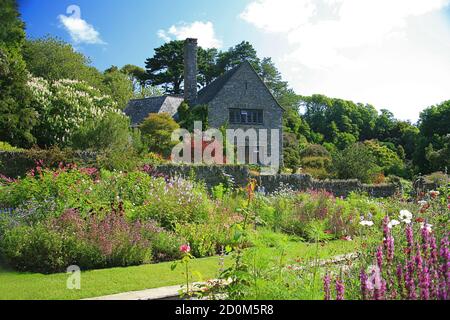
[19,0,450,122]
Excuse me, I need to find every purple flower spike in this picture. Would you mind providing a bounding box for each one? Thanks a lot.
[376,246,383,271]
[360,270,368,300]
[406,224,414,258]
[335,278,345,300]
[324,273,331,300]
[396,264,404,299]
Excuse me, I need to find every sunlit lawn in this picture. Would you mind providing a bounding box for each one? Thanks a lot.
[0,239,359,300]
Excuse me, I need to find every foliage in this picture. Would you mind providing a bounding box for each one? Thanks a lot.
[0,0,36,147]
[283,132,304,172]
[23,37,104,88]
[177,102,209,130]
[423,171,449,186]
[28,76,122,147]
[333,142,382,183]
[145,40,219,94]
[0,141,21,151]
[328,191,449,300]
[300,144,332,179]
[364,140,405,176]
[71,112,140,152]
[140,113,180,158]
[132,177,212,230]
[102,66,133,109]
[0,207,153,273]
[175,210,243,258]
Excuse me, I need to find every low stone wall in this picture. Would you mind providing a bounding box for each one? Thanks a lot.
[154,164,251,188]
[152,165,399,198]
[257,174,313,193]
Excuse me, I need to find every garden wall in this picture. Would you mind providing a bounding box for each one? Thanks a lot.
[153,165,400,198]
[154,164,251,188]
[0,152,400,198]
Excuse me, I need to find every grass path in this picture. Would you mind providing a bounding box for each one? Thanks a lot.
[0,239,358,300]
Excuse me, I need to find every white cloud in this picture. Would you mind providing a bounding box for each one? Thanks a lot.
[240,0,450,121]
[158,21,223,48]
[58,5,105,45]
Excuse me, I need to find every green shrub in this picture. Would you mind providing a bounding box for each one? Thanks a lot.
[333,142,382,183]
[139,113,180,158]
[0,141,22,151]
[0,208,153,273]
[132,177,212,230]
[175,211,243,257]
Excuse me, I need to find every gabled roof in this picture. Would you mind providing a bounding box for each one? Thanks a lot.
[195,63,243,105]
[124,95,183,126]
[196,61,284,111]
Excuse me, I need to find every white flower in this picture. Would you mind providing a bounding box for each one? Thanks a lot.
[420,223,433,232]
[388,219,401,229]
[418,200,428,206]
[360,220,374,227]
[399,210,413,224]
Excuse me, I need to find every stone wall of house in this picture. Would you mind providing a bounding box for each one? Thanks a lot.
[207,62,284,166]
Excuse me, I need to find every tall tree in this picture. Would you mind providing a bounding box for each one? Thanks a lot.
[414,100,450,173]
[0,0,36,147]
[23,37,104,88]
[103,66,133,109]
[145,40,217,95]
[217,41,261,73]
[121,64,162,99]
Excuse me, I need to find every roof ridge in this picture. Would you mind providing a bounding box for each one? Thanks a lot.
[128,96,167,102]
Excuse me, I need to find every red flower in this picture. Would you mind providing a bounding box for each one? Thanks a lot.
[180,244,191,253]
[415,217,425,223]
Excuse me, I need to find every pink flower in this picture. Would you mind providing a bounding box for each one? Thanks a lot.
[180,244,191,253]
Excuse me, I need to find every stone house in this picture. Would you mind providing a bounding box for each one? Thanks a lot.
[124,38,284,165]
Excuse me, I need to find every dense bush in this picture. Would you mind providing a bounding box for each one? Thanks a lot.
[254,190,391,242]
[139,113,180,158]
[0,207,153,273]
[132,177,212,230]
[0,167,215,272]
[175,210,243,257]
[28,76,122,147]
[300,144,332,179]
[333,142,382,183]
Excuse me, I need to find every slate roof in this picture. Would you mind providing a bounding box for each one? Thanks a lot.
[195,63,242,105]
[195,61,284,111]
[124,95,183,126]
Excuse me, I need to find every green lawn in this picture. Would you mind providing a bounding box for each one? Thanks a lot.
[0,239,358,300]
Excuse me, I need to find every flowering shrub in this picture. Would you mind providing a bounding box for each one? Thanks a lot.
[28,76,124,146]
[259,190,385,241]
[0,206,154,273]
[0,168,213,229]
[132,177,212,230]
[175,210,244,257]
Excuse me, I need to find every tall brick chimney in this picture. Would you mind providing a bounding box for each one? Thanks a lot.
[184,38,198,104]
